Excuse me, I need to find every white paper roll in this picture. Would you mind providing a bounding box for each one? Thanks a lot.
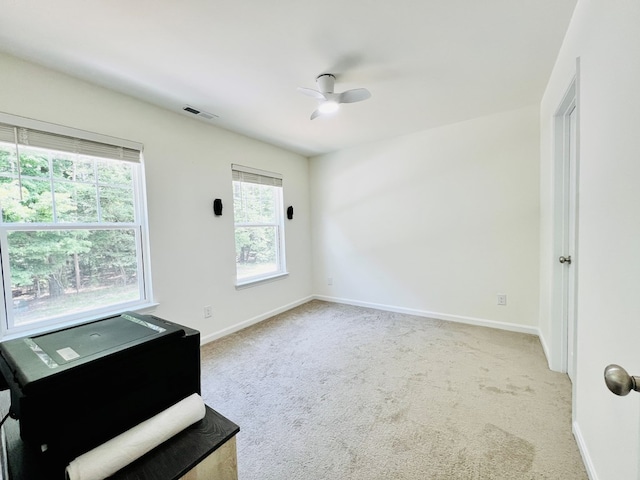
[65,393,206,480]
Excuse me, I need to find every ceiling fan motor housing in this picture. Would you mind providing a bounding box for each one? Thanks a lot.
[316,74,336,94]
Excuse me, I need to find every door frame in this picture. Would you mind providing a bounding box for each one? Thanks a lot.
[551,73,579,381]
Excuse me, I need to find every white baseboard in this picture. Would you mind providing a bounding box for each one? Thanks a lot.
[199,295,314,345]
[200,293,540,345]
[312,294,540,336]
[538,330,553,368]
[573,421,598,480]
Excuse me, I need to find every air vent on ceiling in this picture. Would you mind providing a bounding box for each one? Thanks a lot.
[182,105,218,120]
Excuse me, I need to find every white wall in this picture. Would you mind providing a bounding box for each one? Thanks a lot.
[310,106,540,331]
[0,52,313,343]
[540,1,640,478]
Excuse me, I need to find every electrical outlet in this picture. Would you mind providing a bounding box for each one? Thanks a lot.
[204,305,212,318]
[497,294,507,306]
[327,277,333,286]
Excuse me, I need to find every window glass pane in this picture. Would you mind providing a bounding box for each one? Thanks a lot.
[99,186,134,222]
[0,145,54,223]
[233,181,277,223]
[19,147,50,178]
[0,144,21,224]
[235,226,278,280]
[52,155,95,182]
[7,179,54,223]
[97,160,132,187]
[8,228,140,326]
[232,182,244,221]
[0,143,18,175]
[0,178,23,222]
[55,182,98,223]
[96,160,134,222]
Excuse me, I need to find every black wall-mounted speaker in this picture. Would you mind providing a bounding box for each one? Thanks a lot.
[213,199,223,216]
[287,206,294,220]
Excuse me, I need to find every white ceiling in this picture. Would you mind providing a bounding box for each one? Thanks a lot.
[0,0,577,157]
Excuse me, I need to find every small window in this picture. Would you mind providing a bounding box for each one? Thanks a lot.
[0,115,152,335]
[232,164,286,285]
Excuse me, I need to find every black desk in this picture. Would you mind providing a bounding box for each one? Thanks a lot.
[1,406,239,480]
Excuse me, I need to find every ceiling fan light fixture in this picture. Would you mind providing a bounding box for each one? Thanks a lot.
[318,100,339,114]
[298,73,370,120]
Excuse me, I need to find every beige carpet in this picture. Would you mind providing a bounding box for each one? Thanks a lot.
[200,300,587,479]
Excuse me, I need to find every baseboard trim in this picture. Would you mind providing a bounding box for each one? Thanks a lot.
[312,295,539,336]
[573,421,598,480]
[538,330,553,369]
[200,294,540,345]
[199,295,314,345]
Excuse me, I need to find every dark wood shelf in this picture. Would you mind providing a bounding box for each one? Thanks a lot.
[1,406,239,480]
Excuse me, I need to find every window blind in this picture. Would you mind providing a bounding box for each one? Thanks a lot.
[232,164,282,187]
[0,121,141,163]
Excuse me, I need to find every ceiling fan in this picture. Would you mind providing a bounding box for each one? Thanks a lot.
[297,73,371,120]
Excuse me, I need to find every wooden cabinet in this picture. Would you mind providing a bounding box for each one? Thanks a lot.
[181,436,237,480]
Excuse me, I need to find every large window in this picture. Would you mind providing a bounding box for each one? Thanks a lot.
[0,114,152,335]
[232,164,286,285]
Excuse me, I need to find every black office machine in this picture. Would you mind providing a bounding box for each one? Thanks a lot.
[0,312,201,467]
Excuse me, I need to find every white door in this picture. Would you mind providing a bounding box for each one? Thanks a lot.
[555,84,578,382]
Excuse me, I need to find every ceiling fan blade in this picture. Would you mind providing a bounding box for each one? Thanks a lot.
[310,109,322,120]
[297,87,327,101]
[338,88,371,104]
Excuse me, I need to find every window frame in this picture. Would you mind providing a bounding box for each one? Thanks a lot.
[232,164,287,287]
[0,112,154,339]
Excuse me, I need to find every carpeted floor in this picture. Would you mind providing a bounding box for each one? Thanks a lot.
[200,300,588,480]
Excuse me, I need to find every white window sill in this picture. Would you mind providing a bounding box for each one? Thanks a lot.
[235,272,289,289]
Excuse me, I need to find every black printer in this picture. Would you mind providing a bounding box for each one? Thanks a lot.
[0,312,200,467]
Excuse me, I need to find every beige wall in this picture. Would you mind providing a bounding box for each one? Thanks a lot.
[0,51,313,342]
[310,105,541,331]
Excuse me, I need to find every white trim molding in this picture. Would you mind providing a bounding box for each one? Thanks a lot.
[538,330,553,369]
[313,295,539,336]
[573,421,598,480]
[199,295,314,345]
[200,294,542,346]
